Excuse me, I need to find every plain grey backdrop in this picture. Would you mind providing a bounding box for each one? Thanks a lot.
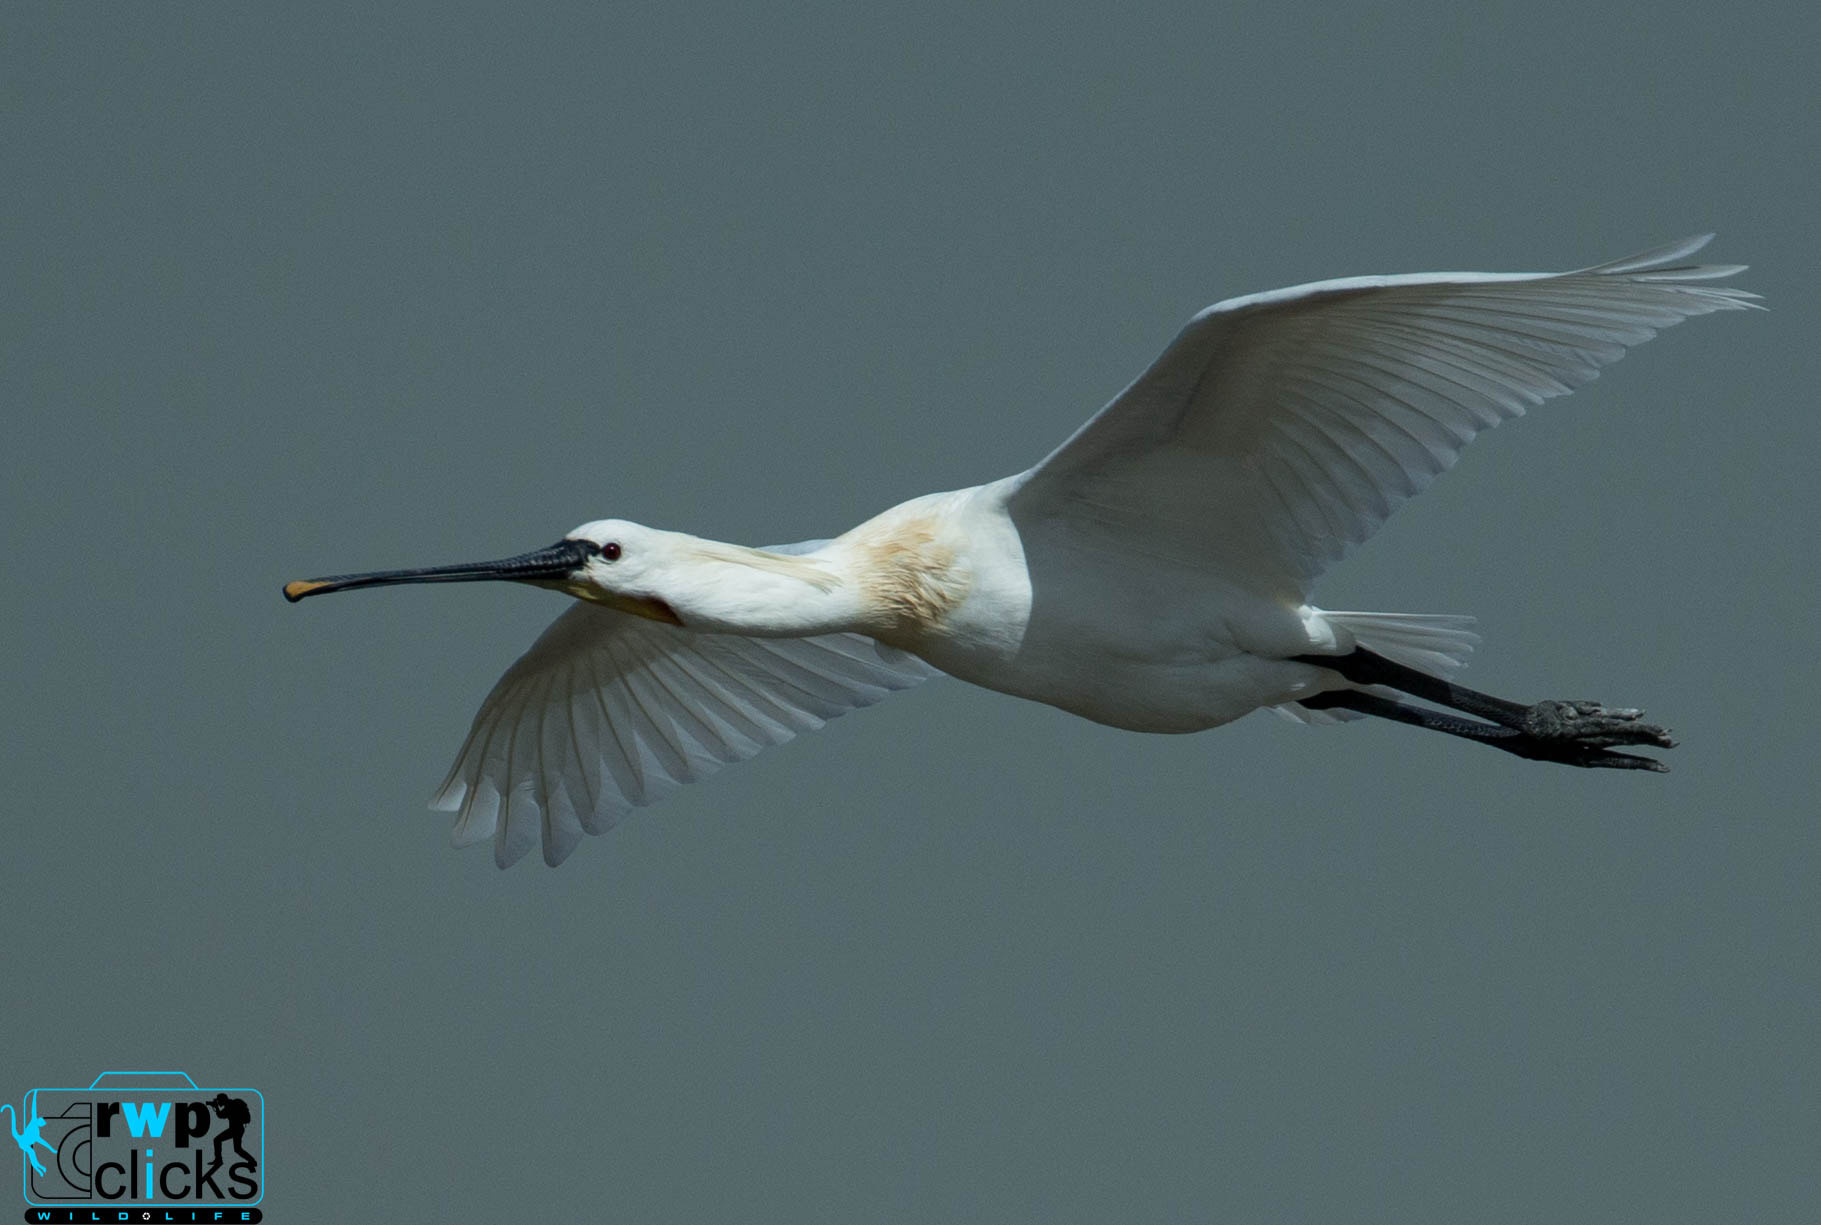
[3,3,1814,1221]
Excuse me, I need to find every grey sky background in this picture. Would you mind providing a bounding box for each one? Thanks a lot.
[3,4,1814,1221]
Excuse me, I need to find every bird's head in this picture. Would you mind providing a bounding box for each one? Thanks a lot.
[555,519,689,623]
[282,518,689,626]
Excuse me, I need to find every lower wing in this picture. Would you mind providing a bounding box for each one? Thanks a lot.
[432,602,940,867]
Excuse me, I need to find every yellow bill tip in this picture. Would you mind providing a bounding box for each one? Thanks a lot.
[283,579,332,602]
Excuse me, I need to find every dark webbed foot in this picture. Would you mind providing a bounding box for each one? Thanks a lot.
[1523,741,1672,772]
[1515,701,1675,772]
[1523,700,1676,748]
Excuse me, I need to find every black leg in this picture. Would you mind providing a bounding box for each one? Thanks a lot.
[1291,648,1529,724]
[1292,649,1676,771]
[1299,690,1671,771]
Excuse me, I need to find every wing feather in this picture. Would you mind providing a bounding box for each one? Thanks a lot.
[1011,235,1758,596]
[431,600,939,867]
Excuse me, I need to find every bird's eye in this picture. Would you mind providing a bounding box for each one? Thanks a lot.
[600,541,621,561]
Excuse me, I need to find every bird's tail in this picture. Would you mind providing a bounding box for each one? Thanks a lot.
[1274,610,1479,725]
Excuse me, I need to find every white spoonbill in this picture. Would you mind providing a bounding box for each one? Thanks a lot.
[287,235,1757,867]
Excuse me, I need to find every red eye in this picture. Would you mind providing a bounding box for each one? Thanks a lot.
[601,542,621,561]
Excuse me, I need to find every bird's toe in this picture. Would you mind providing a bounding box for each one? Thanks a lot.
[1525,699,1676,750]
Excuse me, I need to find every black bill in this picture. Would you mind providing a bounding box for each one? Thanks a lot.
[284,538,594,603]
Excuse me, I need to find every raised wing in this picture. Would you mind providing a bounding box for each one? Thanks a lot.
[431,600,939,868]
[1009,235,1758,599]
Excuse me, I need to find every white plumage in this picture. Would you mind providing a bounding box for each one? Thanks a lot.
[432,608,936,868]
[1013,233,1752,597]
[287,235,1757,866]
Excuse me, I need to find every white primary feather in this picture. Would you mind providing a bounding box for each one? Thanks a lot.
[1011,235,1760,600]
[431,600,939,867]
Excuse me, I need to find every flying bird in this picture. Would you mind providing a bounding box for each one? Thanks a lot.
[287,235,1757,867]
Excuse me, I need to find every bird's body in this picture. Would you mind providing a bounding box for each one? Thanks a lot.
[287,235,1758,866]
[762,480,1328,733]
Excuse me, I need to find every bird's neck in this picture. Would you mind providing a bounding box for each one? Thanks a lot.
[655,504,971,644]
[654,538,863,637]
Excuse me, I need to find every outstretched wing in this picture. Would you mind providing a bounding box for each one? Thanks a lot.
[1009,235,1758,599]
[432,600,939,868]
